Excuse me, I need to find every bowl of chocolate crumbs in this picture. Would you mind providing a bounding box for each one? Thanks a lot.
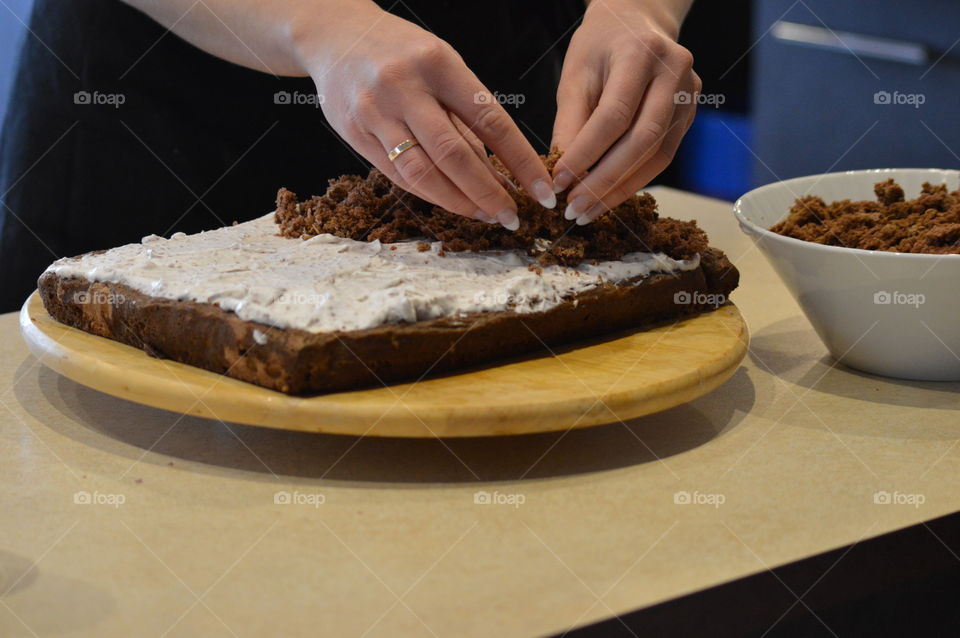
[734,168,960,381]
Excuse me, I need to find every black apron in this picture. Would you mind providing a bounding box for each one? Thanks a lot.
[0,0,582,311]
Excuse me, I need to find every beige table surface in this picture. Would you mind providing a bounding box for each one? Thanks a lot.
[2,187,959,638]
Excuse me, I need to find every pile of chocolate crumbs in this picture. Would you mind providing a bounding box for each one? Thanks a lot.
[274,150,708,267]
[771,179,960,254]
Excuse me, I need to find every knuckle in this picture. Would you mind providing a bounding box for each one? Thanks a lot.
[636,31,668,58]
[599,96,636,130]
[691,73,704,95]
[590,171,620,197]
[473,106,512,144]
[509,152,540,181]
[371,61,408,87]
[432,132,471,165]
[410,38,453,69]
[607,186,632,207]
[345,91,378,126]
[394,152,431,184]
[673,46,695,70]
[631,121,668,150]
[473,184,507,208]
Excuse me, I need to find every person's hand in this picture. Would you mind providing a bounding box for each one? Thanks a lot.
[551,0,699,225]
[295,3,556,229]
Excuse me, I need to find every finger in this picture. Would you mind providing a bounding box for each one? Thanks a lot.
[552,52,654,193]
[438,72,556,209]
[375,123,492,222]
[564,72,683,223]
[569,80,697,225]
[407,102,521,229]
[357,133,435,203]
[576,114,689,226]
[449,112,518,194]
[551,52,596,155]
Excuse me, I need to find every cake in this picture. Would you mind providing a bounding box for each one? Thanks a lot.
[38,156,739,395]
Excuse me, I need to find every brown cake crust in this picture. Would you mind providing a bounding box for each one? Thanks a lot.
[770,179,960,254]
[37,248,739,395]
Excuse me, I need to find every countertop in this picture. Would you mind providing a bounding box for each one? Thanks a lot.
[2,187,959,637]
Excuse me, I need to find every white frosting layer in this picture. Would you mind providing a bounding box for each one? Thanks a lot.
[45,214,700,333]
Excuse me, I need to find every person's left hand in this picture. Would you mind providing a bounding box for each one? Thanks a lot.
[551,0,699,225]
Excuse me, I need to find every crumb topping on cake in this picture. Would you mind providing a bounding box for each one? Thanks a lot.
[771,179,960,254]
[274,151,709,266]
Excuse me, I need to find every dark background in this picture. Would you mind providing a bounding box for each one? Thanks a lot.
[3,1,958,201]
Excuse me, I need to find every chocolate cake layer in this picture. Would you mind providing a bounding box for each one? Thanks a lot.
[38,248,738,395]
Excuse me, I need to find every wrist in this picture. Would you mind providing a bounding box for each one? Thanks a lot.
[286,0,384,76]
[584,0,688,40]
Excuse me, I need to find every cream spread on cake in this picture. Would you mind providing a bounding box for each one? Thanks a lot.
[45,214,700,333]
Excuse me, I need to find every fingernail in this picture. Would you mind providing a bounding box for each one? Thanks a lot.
[474,210,494,223]
[531,179,557,209]
[496,173,518,192]
[564,195,592,221]
[496,209,520,231]
[553,171,575,193]
[575,203,607,226]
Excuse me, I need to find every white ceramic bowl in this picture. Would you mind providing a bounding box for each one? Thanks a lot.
[734,169,960,381]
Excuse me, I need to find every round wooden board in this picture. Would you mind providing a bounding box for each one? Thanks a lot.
[20,291,748,438]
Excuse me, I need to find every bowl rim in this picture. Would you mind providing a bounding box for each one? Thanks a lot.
[733,168,960,261]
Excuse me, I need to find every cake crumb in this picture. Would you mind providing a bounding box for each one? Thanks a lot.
[771,179,960,253]
[417,242,430,252]
[273,150,708,266]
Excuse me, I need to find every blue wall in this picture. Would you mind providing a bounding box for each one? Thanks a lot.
[0,0,33,129]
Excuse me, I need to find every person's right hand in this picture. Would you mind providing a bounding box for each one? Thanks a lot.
[293,4,556,229]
